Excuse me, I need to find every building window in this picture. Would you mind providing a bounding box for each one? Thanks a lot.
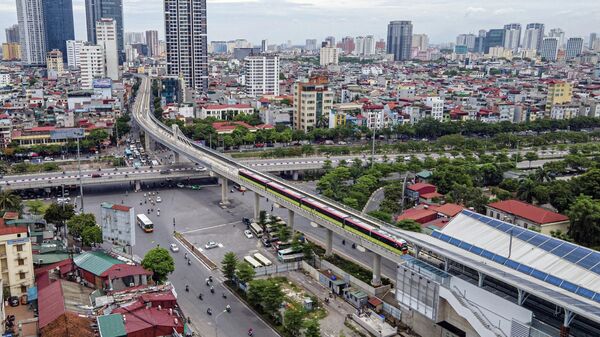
[17,259,24,266]
[16,245,23,252]
[19,272,25,279]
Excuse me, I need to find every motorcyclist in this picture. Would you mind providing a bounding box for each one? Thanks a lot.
[185,285,189,292]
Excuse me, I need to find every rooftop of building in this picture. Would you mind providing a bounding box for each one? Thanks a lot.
[487,199,569,224]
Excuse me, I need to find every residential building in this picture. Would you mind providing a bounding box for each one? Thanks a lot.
[412,34,429,51]
[523,23,544,51]
[456,34,476,51]
[548,28,565,47]
[16,0,47,65]
[293,76,334,131]
[361,35,376,56]
[164,0,209,93]
[2,43,21,61]
[540,37,559,61]
[484,29,504,53]
[320,46,339,66]
[79,44,105,89]
[425,97,444,121]
[566,38,583,59]
[46,49,64,78]
[100,203,135,247]
[210,41,227,54]
[145,30,159,57]
[387,20,413,61]
[503,23,521,52]
[124,31,145,45]
[42,0,74,58]
[66,40,84,68]
[589,33,598,50]
[84,0,124,63]
[198,104,254,120]
[0,222,35,297]
[244,55,280,97]
[486,200,569,234]
[5,24,20,44]
[546,80,573,112]
[324,36,336,49]
[340,36,355,54]
[305,39,317,51]
[96,18,119,81]
[0,114,12,148]
[261,39,268,53]
[233,47,261,61]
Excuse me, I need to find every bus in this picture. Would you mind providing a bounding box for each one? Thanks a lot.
[243,256,263,269]
[136,214,154,233]
[277,248,304,263]
[249,223,263,238]
[253,253,272,266]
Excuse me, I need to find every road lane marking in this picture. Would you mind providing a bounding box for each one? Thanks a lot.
[180,221,241,234]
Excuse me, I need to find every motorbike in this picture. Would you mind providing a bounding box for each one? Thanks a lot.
[226,305,231,313]
[248,329,254,336]
[188,259,191,266]
[198,293,203,300]
[222,293,227,299]
[210,287,215,294]
[185,285,189,292]
[207,308,212,315]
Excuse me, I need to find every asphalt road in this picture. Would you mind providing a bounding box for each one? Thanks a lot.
[81,184,279,337]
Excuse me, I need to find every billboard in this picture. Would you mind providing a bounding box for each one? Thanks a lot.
[50,128,84,140]
[93,78,113,89]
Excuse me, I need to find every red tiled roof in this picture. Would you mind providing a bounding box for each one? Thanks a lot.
[420,192,443,199]
[3,211,19,220]
[100,264,152,278]
[111,204,131,212]
[38,280,66,329]
[396,208,437,223]
[433,203,464,218]
[487,200,569,224]
[368,297,382,306]
[407,183,436,192]
[0,224,27,236]
[119,306,184,336]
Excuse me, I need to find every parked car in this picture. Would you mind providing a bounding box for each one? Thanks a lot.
[205,241,218,249]
[8,296,19,307]
[244,230,253,239]
[242,217,251,226]
[169,243,179,252]
[156,196,162,203]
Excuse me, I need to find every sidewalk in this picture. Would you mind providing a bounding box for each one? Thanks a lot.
[286,270,362,337]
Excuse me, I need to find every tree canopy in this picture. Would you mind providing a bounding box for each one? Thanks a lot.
[141,247,175,283]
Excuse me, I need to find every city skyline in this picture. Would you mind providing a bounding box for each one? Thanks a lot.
[1,0,599,45]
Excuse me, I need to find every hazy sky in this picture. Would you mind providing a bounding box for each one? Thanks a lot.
[1,0,599,45]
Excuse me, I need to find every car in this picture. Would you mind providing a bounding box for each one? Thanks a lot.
[190,185,201,190]
[156,196,162,203]
[176,183,185,188]
[44,156,54,161]
[244,230,253,239]
[159,169,171,175]
[242,217,251,226]
[194,166,207,172]
[91,173,101,178]
[204,241,218,249]
[169,243,179,252]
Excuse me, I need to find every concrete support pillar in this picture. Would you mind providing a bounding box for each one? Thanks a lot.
[220,177,229,205]
[135,180,141,192]
[414,246,421,259]
[477,271,485,288]
[443,257,449,272]
[144,134,152,151]
[254,192,260,220]
[288,209,295,233]
[325,229,333,256]
[292,171,299,181]
[173,151,180,164]
[372,253,382,287]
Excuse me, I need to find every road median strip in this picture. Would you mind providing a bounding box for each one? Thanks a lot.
[174,231,218,270]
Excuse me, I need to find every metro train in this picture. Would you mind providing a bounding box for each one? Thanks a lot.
[239,169,409,255]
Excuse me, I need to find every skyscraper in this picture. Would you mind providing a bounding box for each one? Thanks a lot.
[261,39,268,53]
[340,36,355,54]
[523,23,544,51]
[244,55,279,96]
[503,23,521,52]
[85,0,124,63]
[474,30,486,54]
[96,18,119,80]
[145,30,159,57]
[566,38,583,59]
[5,25,20,44]
[540,37,559,61]
[548,28,565,47]
[387,20,413,61]
[324,36,336,48]
[412,34,429,51]
[16,0,46,65]
[590,33,598,50]
[42,0,74,58]
[164,0,208,93]
[484,29,504,53]
[305,39,317,51]
[456,34,476,51]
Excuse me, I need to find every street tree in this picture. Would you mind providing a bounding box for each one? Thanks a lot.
[221,252,238,281]
[66,213,96,238]
[567,195,600,248]
[396,219,422,232]
[524,152,539,168]
[141,247,175,283]
[304,319,321,337]
[0,190,22,212]
[278,225,291,242]
[81,226,103,246]
[283,307,305,337]
[25,200,45,216]
[235,261,256,284]
[44,203,75,226]
[247,279,284,316]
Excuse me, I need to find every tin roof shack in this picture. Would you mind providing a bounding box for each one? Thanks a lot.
[73,251,151,291]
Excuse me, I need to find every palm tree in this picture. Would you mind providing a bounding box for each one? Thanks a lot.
[516,179,536,203]
[532,168,554,183]
[0,190,23,212]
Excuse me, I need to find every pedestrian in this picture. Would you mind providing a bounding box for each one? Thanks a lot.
[271,205,274,212]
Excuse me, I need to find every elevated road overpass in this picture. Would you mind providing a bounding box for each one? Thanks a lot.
[130,75,600,336]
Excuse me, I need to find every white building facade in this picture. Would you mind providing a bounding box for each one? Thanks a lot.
[66,40,85,68]
[96,18,120,81]
[16,0,47,65]
[320,47,339,66]
[244,55,280,97]
[79,45,105,89]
